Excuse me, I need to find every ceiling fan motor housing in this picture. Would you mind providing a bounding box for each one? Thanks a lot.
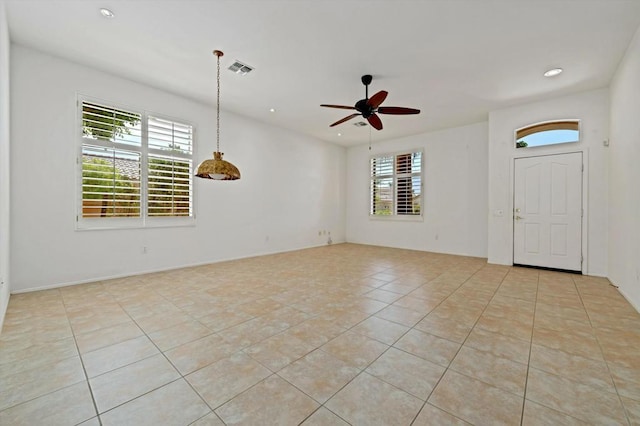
[355,99,373,117]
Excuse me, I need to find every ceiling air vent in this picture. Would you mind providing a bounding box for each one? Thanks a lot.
[353,121,368,127]
[228,60,254,75]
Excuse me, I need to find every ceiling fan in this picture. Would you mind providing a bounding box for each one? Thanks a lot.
[320,75,420,130]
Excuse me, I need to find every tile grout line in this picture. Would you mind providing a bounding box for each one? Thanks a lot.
[60,287,103,426]
[520,275,624,425]
[518,268,540,426]
[100,283,219,422]
[408,264,515,425]
[270,268,472,425]
[106,278,265,425]
[79,283,165,422]
[572,275,633,426]
[157,274,395,422]
[115,275,364,421]
[140,324,224,422]
[0,290,86,414]
[272,301,406,420]
[0,289,99,422]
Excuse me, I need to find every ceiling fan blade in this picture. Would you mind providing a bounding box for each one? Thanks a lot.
[367,91,388,109]
[367,113,383,130]
[321,104,357,110]
[330,113,360,127]
[377,106,421,115]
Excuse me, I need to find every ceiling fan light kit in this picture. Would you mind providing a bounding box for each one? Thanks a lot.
[321,74,420,131]
[195,49,241,181]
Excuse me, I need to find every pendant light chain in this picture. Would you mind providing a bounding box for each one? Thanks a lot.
[216,52,221,153]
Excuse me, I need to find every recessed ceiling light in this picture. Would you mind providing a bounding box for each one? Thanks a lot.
[543,68,563,77]
[337,133,342,137]
[269,108,276,113]
[100,8,115,18]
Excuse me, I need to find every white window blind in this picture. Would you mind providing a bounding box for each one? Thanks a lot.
[78,98,194,229]
[370,151,422,217]
[82,102,142,146]
[148,116,193,153]
[81,145,141,218]
[147,116,193,218]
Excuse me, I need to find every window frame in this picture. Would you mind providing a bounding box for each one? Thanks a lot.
[76,95,196,230]
[369,149,424,221]
[515,119,580,149]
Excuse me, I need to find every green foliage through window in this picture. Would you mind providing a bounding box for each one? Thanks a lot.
[81,154,140,218]
[82,102,141,142]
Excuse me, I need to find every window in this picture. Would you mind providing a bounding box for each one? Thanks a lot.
[78,98,194,229]
[370,151,422,217]
[515,120,579,148]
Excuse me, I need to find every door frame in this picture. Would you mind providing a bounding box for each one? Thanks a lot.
[509,147,589,274]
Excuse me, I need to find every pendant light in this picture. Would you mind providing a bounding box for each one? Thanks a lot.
[195,50,241,180]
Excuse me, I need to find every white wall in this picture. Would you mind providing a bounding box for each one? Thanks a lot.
[10,45,346,292]
[609,27,640,311]
[0,2,10,330]
[487,89,610,276]
[346,122,488,258]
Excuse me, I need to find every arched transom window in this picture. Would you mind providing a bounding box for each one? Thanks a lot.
[515,120,579,148]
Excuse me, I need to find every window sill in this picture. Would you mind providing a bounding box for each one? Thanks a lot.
[75,216,195,231]
[369,214,424,222]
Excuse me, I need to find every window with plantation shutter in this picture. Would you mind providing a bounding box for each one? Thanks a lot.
[147,116,193,217]
[78,97,194,229]
[370,150,422,218]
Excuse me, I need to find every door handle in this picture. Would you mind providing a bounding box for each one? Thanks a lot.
[515,215,524,220]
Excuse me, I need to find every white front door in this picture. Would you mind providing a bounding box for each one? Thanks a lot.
[513,152,582,271]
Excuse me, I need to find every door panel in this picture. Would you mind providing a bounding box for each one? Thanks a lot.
[550,163,568,215]
[524,164,541,214]
[524,223,540,254]
[514,152,582,271]
[550,224,567,255]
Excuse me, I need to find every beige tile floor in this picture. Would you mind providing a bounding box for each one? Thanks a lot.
[1,243,639,425]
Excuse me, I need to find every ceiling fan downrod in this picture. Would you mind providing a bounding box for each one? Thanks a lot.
[361,74,372,99]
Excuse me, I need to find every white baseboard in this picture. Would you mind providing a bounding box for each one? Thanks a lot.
[614,282,640,314]
[11,241,345,294]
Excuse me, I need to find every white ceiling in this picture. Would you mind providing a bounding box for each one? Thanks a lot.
[5,0,640,147]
